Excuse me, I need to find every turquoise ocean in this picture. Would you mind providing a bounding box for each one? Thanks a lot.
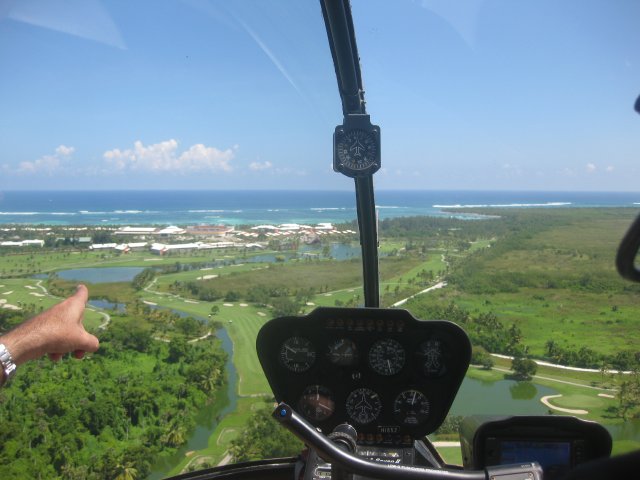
[0,190,638,226]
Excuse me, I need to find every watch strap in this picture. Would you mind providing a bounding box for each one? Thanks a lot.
[0,343,17,386]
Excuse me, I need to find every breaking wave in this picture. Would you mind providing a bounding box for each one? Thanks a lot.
[434,202,572,208]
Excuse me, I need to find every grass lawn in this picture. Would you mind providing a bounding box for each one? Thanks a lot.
[309,249,449,308]
[0,277,104,331]
[154,262,272,288]
[0,249,282,276]
[436,446,463,466]
[220,305,272,396]
[443,288,640,358]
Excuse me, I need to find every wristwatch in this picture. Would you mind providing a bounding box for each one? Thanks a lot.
[0,343,17,386]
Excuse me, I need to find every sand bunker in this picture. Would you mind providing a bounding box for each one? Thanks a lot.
[197,274,218,280]
[0,300,22,310]
[540,395,588,414]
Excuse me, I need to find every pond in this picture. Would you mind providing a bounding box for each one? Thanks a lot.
[88,299,126,312]
[449,377,559,416]
[49,266,146,283]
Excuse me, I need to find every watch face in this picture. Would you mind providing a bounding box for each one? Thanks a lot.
[336,129,378,172]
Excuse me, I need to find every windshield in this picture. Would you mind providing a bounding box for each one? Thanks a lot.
[0,1,639,478]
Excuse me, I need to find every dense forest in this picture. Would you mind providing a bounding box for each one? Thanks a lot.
[0,306,227,479]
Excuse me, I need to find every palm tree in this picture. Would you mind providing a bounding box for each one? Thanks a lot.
[114,462,138,480]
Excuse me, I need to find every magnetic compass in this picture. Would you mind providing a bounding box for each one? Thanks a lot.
[333,114,381,178]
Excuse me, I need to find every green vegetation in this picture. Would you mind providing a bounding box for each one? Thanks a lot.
[0,305,227,479]
[406,209,640,365]
[511,357,538,380]
[229,403,303,462]
[3,207,640,475]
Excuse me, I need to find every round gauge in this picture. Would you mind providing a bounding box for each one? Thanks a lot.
[368,338,405,376]
[335,129,379,172]
[327,338,359,366]
[279,336,316,373]
[298,385,335,422]
[417,339,446,377]
[393,390,430,426]
[345,388,383,425]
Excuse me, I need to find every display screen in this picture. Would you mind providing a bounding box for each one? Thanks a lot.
[499,440,571,469]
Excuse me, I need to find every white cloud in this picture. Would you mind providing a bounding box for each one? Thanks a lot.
[249,160,273,171]
[586,163,596,173]
[606,165,614,172]
[55,145,75,156]
[103,139,235,173]
[16,144,75,174]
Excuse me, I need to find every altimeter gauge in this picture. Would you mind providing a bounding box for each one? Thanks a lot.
[280,336,316,373]
[333,114,381,178]
[393,390,430,426]
[345,387,383,425]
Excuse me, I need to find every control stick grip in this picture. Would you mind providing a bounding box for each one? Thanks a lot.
[273,402,488,480]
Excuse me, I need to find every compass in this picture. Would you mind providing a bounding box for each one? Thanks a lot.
[333,114,381,177]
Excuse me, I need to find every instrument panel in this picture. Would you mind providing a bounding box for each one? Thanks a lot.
[257,307,471,446]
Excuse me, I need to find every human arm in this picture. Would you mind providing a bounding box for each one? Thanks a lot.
[0,285,99,384]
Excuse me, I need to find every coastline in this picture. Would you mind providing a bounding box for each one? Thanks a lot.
[0,190,638,227]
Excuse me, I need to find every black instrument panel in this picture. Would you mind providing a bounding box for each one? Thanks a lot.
[257,307,471,446]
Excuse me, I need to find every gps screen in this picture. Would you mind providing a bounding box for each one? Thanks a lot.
[499,440,571,469]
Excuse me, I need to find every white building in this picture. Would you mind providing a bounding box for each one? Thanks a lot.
[89,243,118,250]
[114,226,157,235]
[156,226,186,236]
[0,240,45,247]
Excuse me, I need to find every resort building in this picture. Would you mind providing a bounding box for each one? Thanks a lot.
[0,240,45,248]
[114,226,157,236]
[156,226,186,236]
[186,225,235,237]
[150,241,240,255]
[89,243,118,250]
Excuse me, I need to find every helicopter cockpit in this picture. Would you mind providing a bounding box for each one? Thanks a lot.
[1,0,638,479]
[167,1,635,479]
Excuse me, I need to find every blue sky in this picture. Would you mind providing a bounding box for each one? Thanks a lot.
[0,0,638,191]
